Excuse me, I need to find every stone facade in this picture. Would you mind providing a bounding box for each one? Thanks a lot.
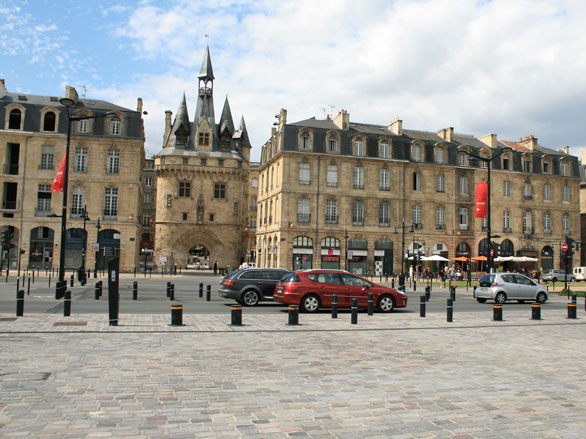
[0,80,146,272]
[256,108,581,274]
[153,47,252,270]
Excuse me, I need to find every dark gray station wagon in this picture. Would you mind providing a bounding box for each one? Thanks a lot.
[219,268,290,306]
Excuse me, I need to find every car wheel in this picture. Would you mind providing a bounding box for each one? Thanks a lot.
[536,292,547,304]
[241,290,260,306]
[476,298,487,303]
[495,292,507,304]
[377,294,395,313]
[300,294,320,313]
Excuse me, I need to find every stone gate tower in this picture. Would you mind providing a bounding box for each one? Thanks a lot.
[154,46,251,270]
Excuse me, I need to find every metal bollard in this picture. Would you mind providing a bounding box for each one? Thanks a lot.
[133,281,138,300]
[199,283,203,298]
[32,270,35,284]
[493,304,503,321]
[231,305,243,326]
[447,298,453,322]
[567,302,577,319]
[16,289,24,316]
[420,295,426,317]
[368,293,374,316]
[70,274,74,287]
[64,290,71,317]
[98,280,103,297]
[206,285,211,301]
[288,305,299,325]
[413,279,417,291]
[95,282,100,300]
[425,285,430,301]
[171,304,183,326]
[351,298,358,324]
[170,284,175,301]
[391,278,395,289]
[331,294,338,319]
[531,304,541,320]
[166,281,171,298]
[27,277,31,295]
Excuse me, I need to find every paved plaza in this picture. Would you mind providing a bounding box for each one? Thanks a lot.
[1,304,586,438]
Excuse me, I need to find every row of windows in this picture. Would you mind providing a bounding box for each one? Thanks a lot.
[38,146,121,174]
[6,108,123,135]
[36,185,120,217]
[177,182,226,199]
[295,132,572,176]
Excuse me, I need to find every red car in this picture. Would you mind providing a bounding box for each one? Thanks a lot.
[274,269,407,313]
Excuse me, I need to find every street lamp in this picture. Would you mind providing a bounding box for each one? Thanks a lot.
[394,219,414,290]
[459,146,512,273]
[56,98,114,297]
[344,229,349,271]
[80,207,90,285]
[94,217,101,278]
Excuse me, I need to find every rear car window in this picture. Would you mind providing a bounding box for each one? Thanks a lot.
[224,270,242,280]
[501,274,515,283]
[479,274,494,287]
[239,270,263,280]
[283,273,301,283]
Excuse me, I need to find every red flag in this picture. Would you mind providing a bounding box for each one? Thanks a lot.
[475,182,488,218]
[51,152,66,192]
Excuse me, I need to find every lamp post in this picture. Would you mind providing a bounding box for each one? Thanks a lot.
[57,98,115,296]
[394,219,414,290]
[80,206,90,285]
[459,146,512,273]
[94,217,101,278]
[344,229,349,271]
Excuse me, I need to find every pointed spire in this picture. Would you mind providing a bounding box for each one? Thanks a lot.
[165,93,191,148]
[218,95,234,136]
[238,115,251,147]
[198,45,215,81]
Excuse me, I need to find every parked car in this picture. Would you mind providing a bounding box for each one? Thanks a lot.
[542,269,575,282]
[219,268,290,306]
[273,269,408,313]
[474,273,548,304]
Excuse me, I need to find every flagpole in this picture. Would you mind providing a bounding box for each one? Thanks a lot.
[57,102,72,293]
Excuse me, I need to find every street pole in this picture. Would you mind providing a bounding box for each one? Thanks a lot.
[344,229,349,271]
[94,217,101,277]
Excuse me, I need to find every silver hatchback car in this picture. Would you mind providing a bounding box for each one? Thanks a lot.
[474,273,548,304]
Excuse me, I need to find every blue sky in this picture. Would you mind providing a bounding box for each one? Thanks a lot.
[3,0,586,161]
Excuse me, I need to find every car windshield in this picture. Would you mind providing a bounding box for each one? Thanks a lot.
[479,274,495,287]
[282,273,301,283]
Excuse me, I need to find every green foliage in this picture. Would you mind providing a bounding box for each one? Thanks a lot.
[559,289,586,297]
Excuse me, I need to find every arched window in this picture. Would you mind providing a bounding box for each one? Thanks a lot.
[328,136,337,153]
[43,111,56,131]
[301,132,310,149]
[9,109,22,129]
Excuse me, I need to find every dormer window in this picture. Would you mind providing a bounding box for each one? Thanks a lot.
[561,160,569,176]
[543,160,550,173]
[502,155,510,170]
[302,132,310,149]
[9,109,22,129]
[78,119,89,134]
[43,111,56,131]
[298,130,313,150]
[523,158,531,172]
[436,147,444,164]
[354,139,364,157]
[198,132,209,146]
[412,144,422,162]
[458,152,468,166]
[328,136,337,153]
[380,142,390,159]
[481,152,489,168]
[110,117,121,135]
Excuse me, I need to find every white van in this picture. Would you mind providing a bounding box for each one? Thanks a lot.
[573,267,586,281]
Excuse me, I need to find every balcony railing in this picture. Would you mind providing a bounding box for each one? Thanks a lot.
[297,213,311,223]
[3,164,19,175]
[459,224,468,231]
[353,184,364,189]
[413,223,423,229]
[1,200,17,210]
[436,224,446,230]
[523,194,532,200]
[379,222,390,227]
[325,216,338,224]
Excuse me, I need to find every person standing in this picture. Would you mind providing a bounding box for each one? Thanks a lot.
[213,260,218,275]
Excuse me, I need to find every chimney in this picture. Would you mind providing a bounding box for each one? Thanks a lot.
[437,127,454,142]
[0,79,6,99]
[278,108,287,129]
[164,110,173,141]
[519,134,538,151]
[64,85,79,103]
[479,133,498,148]
[557,145,569,155]
[137,98,143,114]
[388,117,402,135]
[333,109,350,130]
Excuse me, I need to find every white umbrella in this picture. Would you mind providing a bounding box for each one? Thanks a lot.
[422,255,449,262]
[494,256,514,262]
[513,256,538,262]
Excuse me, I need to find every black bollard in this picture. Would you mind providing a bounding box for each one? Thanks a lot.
[16,289,24,316]
[27,276,31,295]
[166,281,171,298]
[425,285,430,301]
[567,302,577,319]
[95,282,100,300]
[288,305,299,325]
[391,278,395,289]
[98,280,103,297]
[32,270,35,284]
[493,304,503,321]
[170,284,175,301]
[64,289,71,317]
[351,298,358,324]
[17,276,20,292]
[199,283,203,298]
[331,294,338,319]
[94,268,97,278]
[231,305,243,326]
[70,274,74,288]
[413,279,417,291]
[368,293,374,316]
[447,298,453,322]
[133,281,138,300]
[206,285,211,301]
[134,267,136,278]
[420,295,426,317]
[531,304,541,320]
[171,304,183,326]
[450,286,456,301]
[49,272,51,288]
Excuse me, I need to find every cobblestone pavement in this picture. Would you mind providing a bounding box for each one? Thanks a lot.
[1,311,585,438]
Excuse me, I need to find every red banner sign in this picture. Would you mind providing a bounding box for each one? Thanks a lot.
[51,152,66,192]
[475,182,488,218]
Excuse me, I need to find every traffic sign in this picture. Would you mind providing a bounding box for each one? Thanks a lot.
[562,243,568,252]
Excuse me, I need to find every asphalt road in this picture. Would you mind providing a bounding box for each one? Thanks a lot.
[0,272,574,317]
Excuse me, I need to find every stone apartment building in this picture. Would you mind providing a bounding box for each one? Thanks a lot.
[0,80,147,272]
[256,108,581,274]
[153,47,252,270]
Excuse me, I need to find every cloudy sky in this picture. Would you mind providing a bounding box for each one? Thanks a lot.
[2,0,586,162]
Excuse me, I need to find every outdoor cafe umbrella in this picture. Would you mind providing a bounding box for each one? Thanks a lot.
[422,255,450,262]
[451,256,470,262]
